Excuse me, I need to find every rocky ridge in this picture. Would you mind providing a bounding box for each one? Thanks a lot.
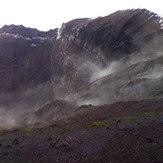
[52,9,163,99]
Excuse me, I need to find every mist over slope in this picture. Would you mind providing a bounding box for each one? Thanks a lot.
[52,9,163,100]
[75,56,163,105]
[0,9,163,127]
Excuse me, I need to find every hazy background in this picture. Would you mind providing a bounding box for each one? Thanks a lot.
[0,0,162,31]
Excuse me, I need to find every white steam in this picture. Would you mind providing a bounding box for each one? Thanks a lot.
[75,35,163,106]
[0,107,17,128]
[90,61,123,82]
[0,82,54,128]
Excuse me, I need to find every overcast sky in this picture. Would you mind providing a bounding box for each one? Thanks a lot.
[0,0,162,31]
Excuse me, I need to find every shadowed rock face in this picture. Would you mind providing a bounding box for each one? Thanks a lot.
[52,9,163,98]
[0,25,57,92]
[0,25,57,111]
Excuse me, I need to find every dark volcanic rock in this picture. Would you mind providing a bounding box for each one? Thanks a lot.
[52,9,163,98]
[0,25,57,111]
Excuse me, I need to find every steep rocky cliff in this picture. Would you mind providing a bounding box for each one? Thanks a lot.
[52,9,163,99]
[0,25,57,112]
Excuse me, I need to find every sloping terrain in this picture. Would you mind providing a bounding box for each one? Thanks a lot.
[0,99,163,163]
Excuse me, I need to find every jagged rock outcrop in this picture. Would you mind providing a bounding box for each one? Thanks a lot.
[52,9,163,98]
[0,25,57,111]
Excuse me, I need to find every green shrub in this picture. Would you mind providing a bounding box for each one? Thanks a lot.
[21,127,32,132]
[87,121,107,128]
[5,144,12,148]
